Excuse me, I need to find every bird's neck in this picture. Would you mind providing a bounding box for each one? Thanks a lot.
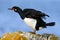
[17,10,25,19]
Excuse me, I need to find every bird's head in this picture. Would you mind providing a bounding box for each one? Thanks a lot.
[8,6,22,13]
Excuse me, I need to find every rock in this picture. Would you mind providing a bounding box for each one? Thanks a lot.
[0,31,58,40]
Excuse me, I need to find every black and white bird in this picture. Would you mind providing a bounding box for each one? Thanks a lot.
[8,6,55,33]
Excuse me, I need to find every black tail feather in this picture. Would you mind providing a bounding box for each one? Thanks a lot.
[46,22,55,26]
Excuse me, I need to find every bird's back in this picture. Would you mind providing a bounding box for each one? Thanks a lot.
[23,9,47,19]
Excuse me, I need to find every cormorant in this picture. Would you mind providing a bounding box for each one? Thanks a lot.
[8,6,55,33]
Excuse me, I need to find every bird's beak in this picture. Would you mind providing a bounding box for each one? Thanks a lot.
[8,8,13,10]
[8,8,14,10]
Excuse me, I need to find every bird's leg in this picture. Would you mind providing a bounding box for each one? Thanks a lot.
[34,30,36,33]
[29,30,36,34]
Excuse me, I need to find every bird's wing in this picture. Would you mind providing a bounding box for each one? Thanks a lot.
[25,11,49,19]
[23,9,49,19]
[36,11,49,18]
[37,11,50,19]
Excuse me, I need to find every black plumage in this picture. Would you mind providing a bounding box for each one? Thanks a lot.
[8,6,55,33]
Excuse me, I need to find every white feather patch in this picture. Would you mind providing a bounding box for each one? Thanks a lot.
[23,18,37,30]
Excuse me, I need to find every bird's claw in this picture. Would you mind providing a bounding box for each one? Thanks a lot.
[29,32,36,34]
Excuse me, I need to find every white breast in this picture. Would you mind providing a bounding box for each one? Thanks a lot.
[23,18,37,30]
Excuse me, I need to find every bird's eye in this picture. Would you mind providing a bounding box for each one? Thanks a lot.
[14,9,17,11]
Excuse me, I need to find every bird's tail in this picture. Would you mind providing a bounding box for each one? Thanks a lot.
[46,22,55,26]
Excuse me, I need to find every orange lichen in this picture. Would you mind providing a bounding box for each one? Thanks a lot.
[1,32,28,40]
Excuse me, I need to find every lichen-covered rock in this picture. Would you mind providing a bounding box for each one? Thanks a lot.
[1,31,28,40]
[0,31,58,40]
